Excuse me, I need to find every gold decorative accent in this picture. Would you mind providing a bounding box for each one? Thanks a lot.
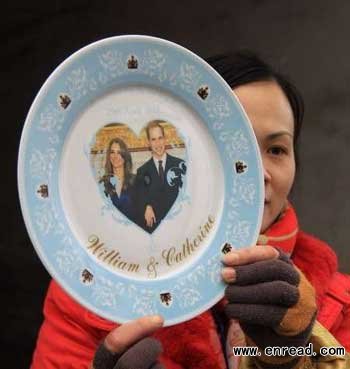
[59,94,71,109]
[127,55,138,69]
[197,86,209,100]
[235,161,247,174]
[81,269,94,284]
[221,242,232,254]
[147,257,159,279]
[160,292,172,306]
[37,184,49,198]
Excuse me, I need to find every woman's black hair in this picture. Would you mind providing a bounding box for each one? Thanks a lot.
[101,137,134,190]
[206,51,304,167]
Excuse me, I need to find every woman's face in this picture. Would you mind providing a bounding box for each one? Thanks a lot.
[234,81,296,233]
[110,142,125,171]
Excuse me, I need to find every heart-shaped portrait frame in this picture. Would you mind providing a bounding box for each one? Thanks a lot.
[90,120,187,234]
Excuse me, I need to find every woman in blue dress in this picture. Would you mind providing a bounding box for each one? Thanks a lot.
[100,138,136,221]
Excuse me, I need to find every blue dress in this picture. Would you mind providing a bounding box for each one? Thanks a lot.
[102,175,136,222]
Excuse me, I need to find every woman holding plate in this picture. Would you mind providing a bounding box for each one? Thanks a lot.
[30,52,350,369]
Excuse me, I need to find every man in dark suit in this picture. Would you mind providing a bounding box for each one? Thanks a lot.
[136,120,186,233]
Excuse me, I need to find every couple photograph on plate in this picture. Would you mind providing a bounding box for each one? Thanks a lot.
[94,120,186,233]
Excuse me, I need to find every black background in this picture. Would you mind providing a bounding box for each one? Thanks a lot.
[3,1,350,368]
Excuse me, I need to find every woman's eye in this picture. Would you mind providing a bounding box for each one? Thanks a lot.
[268,146,286,155]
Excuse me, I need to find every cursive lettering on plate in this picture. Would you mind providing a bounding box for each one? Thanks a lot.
[162,215,215,266]
[87,235,140,273]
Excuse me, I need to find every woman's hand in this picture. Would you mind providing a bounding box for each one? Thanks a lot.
[91,315,164,369]
[222,245,317,368]
[103,178,116,197]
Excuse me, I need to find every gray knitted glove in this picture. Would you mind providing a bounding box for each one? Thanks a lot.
[225,249,317,369]
[92,337,164,369]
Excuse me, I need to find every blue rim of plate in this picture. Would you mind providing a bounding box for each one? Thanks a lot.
[18,35,264,325]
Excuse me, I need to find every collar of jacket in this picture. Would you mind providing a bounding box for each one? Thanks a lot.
[257,203,298,256]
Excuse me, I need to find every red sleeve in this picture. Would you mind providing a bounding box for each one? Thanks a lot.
[29,281,189,369]
[30,280,115,369]
[290,231,350,350]
[333,304,350,352]
[317,272,350,351]
[30,280,223,369]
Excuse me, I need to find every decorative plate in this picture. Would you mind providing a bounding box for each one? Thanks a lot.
[18,35,264,325]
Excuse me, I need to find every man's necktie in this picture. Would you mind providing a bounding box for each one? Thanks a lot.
[158,160,164,183]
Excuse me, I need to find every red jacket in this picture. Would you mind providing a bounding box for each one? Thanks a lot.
[30,206,350,369]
